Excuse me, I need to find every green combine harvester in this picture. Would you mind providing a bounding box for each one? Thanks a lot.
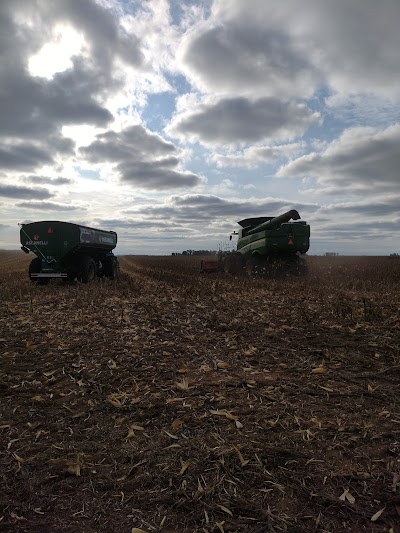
[20,221,118,284]
[201,209,310,275]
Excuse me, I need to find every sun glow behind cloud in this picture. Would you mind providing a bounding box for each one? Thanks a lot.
[28,25,86,79]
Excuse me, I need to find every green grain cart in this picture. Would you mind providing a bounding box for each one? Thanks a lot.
[20,221,119,284]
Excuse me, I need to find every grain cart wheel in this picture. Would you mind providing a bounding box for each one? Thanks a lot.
[109,258,119,280]
[62,271,76,283]
[29,257,41,282]
[78,256,96,283]
[29,257,49,284]
[104,256,119,280]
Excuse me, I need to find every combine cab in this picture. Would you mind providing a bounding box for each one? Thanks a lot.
[20,220,119,284]
[201,210,310,275]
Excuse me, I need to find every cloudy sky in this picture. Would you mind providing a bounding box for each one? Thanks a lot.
[1,0,399,255]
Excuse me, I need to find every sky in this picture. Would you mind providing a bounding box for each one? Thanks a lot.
[1,0,400,256]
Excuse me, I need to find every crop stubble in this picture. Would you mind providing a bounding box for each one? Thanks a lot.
[0,252,399,532]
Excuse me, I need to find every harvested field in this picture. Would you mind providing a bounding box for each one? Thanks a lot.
[1,252,400,532]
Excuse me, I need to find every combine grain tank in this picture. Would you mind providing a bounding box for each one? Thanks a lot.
[20,221,118,284]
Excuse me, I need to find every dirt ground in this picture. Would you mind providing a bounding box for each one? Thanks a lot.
[1,252,399,532]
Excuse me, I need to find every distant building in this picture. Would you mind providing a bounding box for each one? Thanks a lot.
[324,252,339,256]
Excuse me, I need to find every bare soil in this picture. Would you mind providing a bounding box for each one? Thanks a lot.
[1,252,399,532]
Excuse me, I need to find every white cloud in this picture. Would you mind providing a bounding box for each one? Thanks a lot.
[210,142,306,168]
[28,24,87,79]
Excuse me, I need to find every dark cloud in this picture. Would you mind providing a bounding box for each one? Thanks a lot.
[288,0,400,98]
[15,201,83,211]
[328,202,400,218]
[95,219,181,230]
[181,0,400,99]
[181,24,318,98]
[168,97,320,146]
[23,176,74,185]
[316,222,400,239]
[0,144,53,171]
[278,124,400,191]
[81,125,203,189]
[0,65,113,142]
[117,160,200,189]
[81,126,176,162]
[0,184,53,200]
[136,194,318,223]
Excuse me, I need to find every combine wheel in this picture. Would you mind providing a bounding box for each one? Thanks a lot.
[246,255,263,276]
[292,256,309,277]
[223,255,234,274]
[234,253,245,275]
[78,256,96,283]
[223,254,244,274]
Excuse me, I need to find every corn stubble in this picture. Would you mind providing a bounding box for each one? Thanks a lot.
[0,252,399,532]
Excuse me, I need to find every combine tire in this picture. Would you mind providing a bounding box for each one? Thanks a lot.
[246,255,263,276]
[28,257,49,285]
[223,254,244,274]
[223,255,234,274]
[233,253,245,275]
[78,256,96,283]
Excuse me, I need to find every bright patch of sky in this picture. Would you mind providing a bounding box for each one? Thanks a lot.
[28,25,86,79]
[1,0,400,256]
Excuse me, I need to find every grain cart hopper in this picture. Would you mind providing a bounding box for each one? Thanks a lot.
[20,221,118,284]
[201,210,310,274]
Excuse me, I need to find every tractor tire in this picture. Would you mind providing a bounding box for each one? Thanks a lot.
[78,256,96,283]
[28,257,49,285]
